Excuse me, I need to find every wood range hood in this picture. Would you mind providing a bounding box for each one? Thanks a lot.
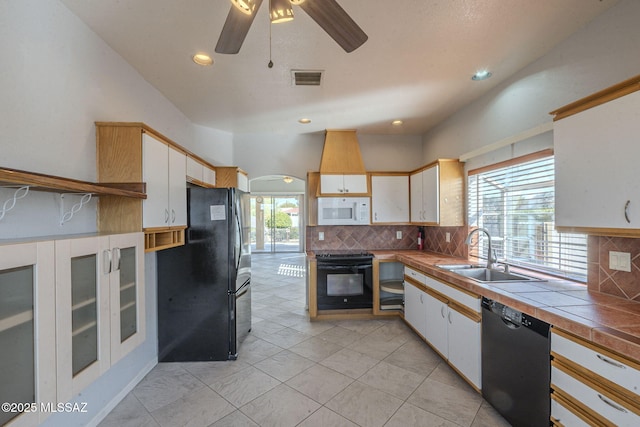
[319,130,366,174]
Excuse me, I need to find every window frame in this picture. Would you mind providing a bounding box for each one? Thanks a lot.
[467,149,588,282]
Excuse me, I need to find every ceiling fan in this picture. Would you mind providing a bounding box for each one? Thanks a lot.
[216,0,368,54]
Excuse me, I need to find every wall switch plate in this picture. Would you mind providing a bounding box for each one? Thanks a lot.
[445,232,451,243]
[318,231,324,241]
[396,231,402,239]
[609,251,631,272]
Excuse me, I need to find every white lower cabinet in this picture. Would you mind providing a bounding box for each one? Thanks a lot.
[108,232,145,363]
[55,236,111,403]
[0,241,56,427]
[423,291,447,355]
[404,281,427,338]
[404,265,482,390]
[551,328,640,426]
[447,306,481,389]
[54,232,145,402]
[1,233,145,427]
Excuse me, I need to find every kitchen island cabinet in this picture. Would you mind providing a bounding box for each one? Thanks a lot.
[551,74,640,237]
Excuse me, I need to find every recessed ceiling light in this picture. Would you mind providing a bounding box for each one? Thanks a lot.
[298,118,311,124]
[392,120,403,126]
[472,70,492,81]
[192,53,213,66]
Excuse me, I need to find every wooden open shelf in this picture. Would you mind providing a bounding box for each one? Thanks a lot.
[144,227,186,252]
[0,166,146,199]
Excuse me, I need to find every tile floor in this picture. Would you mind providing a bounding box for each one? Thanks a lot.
[99,253,510,427]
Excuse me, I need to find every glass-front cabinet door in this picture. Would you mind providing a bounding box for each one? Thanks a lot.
[0,241,56,427]
[55,235,111,402]
[109,232,145,364]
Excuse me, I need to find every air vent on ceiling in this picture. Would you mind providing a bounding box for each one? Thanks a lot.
[292,70,323,86]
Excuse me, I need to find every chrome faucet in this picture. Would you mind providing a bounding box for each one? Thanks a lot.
[465,228,496,269]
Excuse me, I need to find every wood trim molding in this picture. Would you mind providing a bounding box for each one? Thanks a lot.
[555,225,640,238]
[0,166,146,199]
[550,74,640,121]
[468,148,554,176]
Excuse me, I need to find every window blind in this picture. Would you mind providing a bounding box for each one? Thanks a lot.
[467,153,587,282]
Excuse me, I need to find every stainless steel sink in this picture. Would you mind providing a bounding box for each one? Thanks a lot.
[436,264,544,283]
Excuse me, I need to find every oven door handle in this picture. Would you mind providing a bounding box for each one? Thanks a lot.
[317,264,373,271]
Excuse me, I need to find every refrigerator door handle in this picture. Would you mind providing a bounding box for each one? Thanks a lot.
[235,204,242,271]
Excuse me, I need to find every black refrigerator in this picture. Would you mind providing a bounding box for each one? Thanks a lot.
[157,186,251,361]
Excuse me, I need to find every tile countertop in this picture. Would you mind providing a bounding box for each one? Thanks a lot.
[369,250,640,363]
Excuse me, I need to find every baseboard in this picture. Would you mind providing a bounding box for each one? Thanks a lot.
[87,357,158,427]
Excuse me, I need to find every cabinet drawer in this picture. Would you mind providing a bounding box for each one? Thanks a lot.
[552,366,640,426]
[424,274,480,313]
[552,330,640,397]
[404,266,426,284]
[551,395,592,427]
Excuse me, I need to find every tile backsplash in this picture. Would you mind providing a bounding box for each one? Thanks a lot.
[306,225,640,302]
[588,235,640,301]
[306,225,418,251]
[421,226,469,258]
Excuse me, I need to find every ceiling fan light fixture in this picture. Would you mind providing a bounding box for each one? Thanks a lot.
[289,0,306,4]
[298,118,311,124]
[283,176,294,184]
[270,0,294,23]
[230,0,257,15]
[392,120,403,126]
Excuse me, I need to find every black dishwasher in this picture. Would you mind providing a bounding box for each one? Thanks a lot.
[481,297,551,427]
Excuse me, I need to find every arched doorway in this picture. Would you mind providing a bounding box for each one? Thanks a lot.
[249,175,305,253]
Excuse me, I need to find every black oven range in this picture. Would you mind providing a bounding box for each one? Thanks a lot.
[315,251,374,310]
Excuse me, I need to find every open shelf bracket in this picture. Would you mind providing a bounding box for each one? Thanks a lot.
[0,185,30,221]
[60,192,93,226]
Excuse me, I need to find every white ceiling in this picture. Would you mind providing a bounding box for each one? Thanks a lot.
[60,0,617,136]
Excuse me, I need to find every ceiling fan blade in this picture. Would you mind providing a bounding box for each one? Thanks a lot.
[297,0,368,53]
[215,0,264,54]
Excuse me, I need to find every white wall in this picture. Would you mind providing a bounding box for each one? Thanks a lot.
[421,0,640,171]
[0,1,226,425]
[233,132,423,181]
[0,0,233,240]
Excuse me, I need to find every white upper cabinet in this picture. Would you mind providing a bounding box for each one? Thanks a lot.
[142,133,187,228]
[554,89,640,234]
[410,160,464,226]
[320,174,368,195]
[186,156,204,182]
[371,174,409,223]
[186,156,216,187]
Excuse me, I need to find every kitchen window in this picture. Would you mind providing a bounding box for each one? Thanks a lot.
[467,150,587,282]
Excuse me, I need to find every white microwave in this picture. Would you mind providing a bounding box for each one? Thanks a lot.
[317,197,370,225]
